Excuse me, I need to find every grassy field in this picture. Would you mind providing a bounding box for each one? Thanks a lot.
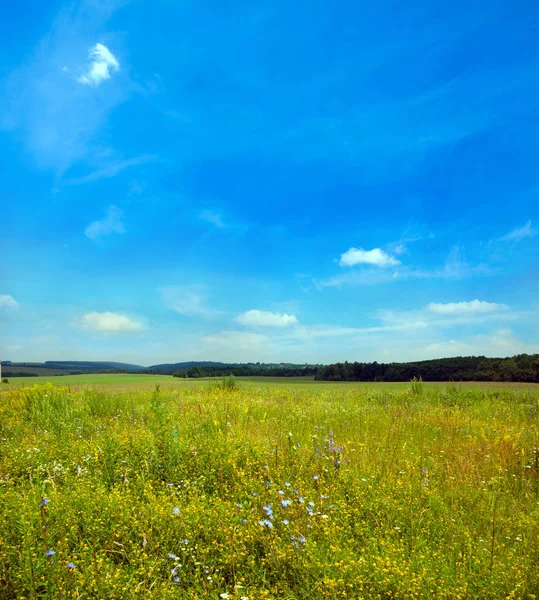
[0,380,538,598]
[4,372,539,392]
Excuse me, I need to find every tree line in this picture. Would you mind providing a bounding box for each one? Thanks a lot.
[173,364,320,378]
[315,354,539,383]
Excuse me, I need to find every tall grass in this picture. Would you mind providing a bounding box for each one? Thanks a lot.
[0,382,538,598]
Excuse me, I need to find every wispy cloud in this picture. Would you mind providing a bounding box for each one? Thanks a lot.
[77,43,119,86]
[235,310,299,328]
[320,245,490,288]
[64,155,158,186]
[427,300,507,316]
[79,311,144,332]
[499,220,536,244]
[0,295,19,311]
[85,205,125,240]
[199,210,226,228]
[159,285,222,319]
[338,247,401,268]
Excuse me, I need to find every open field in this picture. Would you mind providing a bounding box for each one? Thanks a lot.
[4,372,539,392]
[0,381,538,598]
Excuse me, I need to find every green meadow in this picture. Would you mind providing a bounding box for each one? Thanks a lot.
[0,380,538,598]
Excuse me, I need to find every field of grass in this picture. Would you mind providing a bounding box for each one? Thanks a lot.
[5,372,539,392]
[0,381,538,598]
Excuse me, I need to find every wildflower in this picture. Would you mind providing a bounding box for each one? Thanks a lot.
[283,519,289,525]
[168,554,178,560]
[259,519,273,529]
[171,568,178,576]
[298,497,304,504]
[220,594,230,599]
[309,501,315,507]
[41,497,50,507]
[172,507,180,515]
[240,519,247,524]
[313,475,319,481]
[299,536,306,544]
[285,482,291,487]
[262,504,273,517]
[173,576,180,583]
[180,539,189,545]
[67,563,76,570]
[265,481,270,488]
[278,490,284,495]
[236,503,243,509]
[252,492,258,497]
[281,499,292,508]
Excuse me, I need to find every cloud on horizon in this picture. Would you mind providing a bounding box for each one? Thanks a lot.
[235,310,299,328]
[79,311,144,332]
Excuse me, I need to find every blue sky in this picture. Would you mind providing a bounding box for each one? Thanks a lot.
[1,0,538,365]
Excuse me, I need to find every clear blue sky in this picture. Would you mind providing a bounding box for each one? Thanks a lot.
[1,0,538,365]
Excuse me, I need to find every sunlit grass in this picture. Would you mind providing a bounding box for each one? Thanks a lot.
[0,382,538,598]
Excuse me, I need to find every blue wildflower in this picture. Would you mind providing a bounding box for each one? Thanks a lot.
[298,497,304,504]
[283,519,289,525]
[172,507,180,515]
[285,482,291,487]
[278,490,284,495]
[67,563,76,570]
[236,503,243,509]
[45,550,55,557]
[281,499,292,508]
[41,497,50,507]
[168,554,177,560]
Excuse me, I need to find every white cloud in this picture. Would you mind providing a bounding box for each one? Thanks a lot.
[0,295,19,311]
[65,155,158,186]
[499,220,536,244]
[199,210,226,228]
[427,300,508,316]
[85,205,125,240]
[77,43,120,86]
[80,311,144,332]
[235,310,299,328]
[159,285,222,318]
[339,247,401,268]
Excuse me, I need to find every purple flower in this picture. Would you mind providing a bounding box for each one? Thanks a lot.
[67,563,76,570]
[41,497,50,507]
[45,550,55,557]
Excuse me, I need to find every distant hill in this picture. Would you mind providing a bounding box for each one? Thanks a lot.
[147,361,228,373]
[44,361,146,372]
[316,354,539,383]
[2,360,146,377]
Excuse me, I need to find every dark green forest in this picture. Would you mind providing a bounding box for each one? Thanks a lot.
[315,354,539,383]
[173,364,320,378]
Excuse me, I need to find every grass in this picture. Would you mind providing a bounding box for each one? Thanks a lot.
[0,381,538,598]
[4,372,539,391]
